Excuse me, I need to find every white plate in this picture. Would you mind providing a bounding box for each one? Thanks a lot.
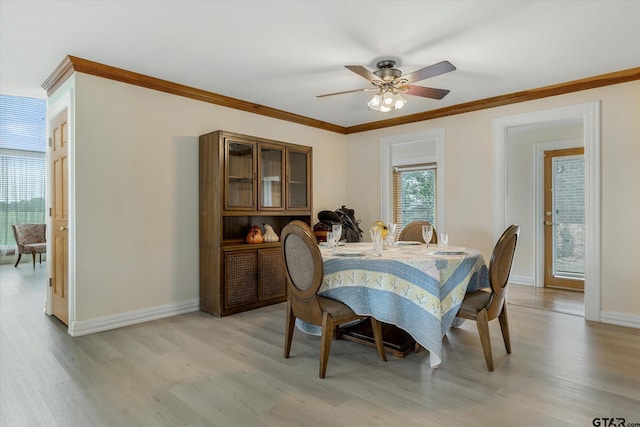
[333,251,365,257]
[433,250,466,256]
[319,241,345,247]
[395,241,422,246]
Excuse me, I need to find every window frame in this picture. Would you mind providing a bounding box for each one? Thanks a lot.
[393,162,438,230]
[380,128,446,234]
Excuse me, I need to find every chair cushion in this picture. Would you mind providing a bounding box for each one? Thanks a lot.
[24,243,46,253]
[317,295,357,319]
[458,289,492,318]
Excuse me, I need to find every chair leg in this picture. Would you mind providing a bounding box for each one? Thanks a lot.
[370,318,387,362]
[39,253,42,264]
[31,252,36,270]
[14,253,22,268]
[284,300,295,359]
[498,303,512,354]
[476,309,494,371]
[319,312,334,378]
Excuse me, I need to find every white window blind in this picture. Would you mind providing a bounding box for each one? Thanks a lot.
[0,95,47,249]
[393,163,437,234]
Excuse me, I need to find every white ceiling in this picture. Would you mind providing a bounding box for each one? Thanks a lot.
[1,0,639,128]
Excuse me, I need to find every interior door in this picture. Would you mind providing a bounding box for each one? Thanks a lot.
[50,109,69,324]
[544,147,585,291]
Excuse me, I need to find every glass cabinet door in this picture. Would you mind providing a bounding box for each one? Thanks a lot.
[225,139,256,210]
[258,144,284,209]
[287,148,310,210]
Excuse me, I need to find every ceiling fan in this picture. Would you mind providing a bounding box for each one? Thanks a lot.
[317,59,456,112]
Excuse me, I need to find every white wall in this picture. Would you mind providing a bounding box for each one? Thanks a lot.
[69,73,347,323]
[51,73,640,329]
[346,80,640,323]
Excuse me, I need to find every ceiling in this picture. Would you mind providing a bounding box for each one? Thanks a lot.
[1,0,639,129]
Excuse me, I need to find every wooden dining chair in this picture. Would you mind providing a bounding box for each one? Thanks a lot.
[398,220,438,244]
[280,220,387,378]
[456,224,520,371]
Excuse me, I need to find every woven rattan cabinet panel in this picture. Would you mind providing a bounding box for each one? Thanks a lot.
[224,251,258,309]
[258,248,286,300]
[199,130,312,316]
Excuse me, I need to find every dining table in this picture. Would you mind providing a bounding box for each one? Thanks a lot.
[298,240,489,368]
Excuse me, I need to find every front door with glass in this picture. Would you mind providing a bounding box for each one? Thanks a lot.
[544,147,585,291]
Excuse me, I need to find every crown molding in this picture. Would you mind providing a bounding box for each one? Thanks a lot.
[345,67,640,134]
[42,56,347,134]
[42,55,640,135]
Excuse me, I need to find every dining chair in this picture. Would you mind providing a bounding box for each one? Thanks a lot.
[12,224,47,269]
[456,224,520,371]
[398,220,438,244]
[280,220,387,378]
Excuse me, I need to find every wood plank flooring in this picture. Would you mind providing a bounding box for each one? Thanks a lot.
[1,263,639,426]
[507,284,585,317]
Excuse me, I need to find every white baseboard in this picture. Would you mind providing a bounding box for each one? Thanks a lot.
[69,298,200,337]
[509,275,535,286]
[600,311,640,329]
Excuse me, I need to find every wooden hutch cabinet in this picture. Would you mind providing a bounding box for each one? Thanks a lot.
[199,130,312,316]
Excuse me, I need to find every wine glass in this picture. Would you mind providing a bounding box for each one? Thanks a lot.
[369,227,383,256]
[385,222,397,247]
[422,225,433,249]
[332,224,342,244]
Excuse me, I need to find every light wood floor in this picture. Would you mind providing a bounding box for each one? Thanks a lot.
[507,284,585,317]
[1,263,639,427]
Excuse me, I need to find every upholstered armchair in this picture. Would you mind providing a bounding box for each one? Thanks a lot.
[12,224,46,269]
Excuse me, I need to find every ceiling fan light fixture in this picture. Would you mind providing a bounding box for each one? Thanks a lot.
[367,93,382,109]
[393,93,407,109]
[382,90,395,107]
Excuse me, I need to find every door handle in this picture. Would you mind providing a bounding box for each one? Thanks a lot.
[59,225,68,231]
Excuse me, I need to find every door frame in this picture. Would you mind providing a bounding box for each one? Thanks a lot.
[45,90,75,330]
[493,101,601,322]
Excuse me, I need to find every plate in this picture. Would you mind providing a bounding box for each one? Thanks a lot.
[319,241,345,247]
[395,241,421,246]
[333,251,365,257]
[433,250,466,256]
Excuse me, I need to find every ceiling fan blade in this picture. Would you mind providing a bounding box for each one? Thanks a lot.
[404,85,451,100]
[316,88,372,98]
[345,65,379,82]
[402,61,456,84]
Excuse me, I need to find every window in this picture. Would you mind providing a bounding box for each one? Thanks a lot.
[0,95,47,251]
[380,128,446,235]
[393,163,437,231]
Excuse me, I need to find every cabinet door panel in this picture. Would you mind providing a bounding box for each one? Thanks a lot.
[224,251,258,308]
[258,248,286,300]
[259,144,285,210]
[287,148,311,210]
[225,139,256,210]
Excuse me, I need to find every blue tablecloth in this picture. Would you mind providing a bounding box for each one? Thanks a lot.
[299,242,489,367]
